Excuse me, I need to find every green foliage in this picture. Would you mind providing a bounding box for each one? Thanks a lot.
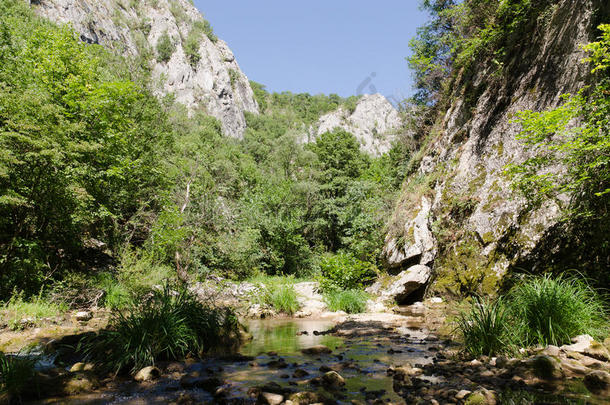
[408,0,554,105]
[456,275,609,356]
[0,1,171,298]
[193,18,217,43]
[318,253,376,292]
[1,291,67,330]
[324,289,369,314]
[506,25,610,218]
[507,275,609,347]
[254,277,301,315]
[80,285,240,374]
[0,353,36,402]
[0,1,403,297]
[156,30,174,62]
[457,296,512,357]
[184,29,201,66]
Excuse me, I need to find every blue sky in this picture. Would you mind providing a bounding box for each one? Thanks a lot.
[193,1,428,101]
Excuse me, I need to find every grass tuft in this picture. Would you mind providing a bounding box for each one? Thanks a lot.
[250,276,302,315]
[457,296,512,357]
[324,289,369,314]
[456,275,609,357]
[0,352,36,402]
[508,274,609,347]
[79,285,241,374]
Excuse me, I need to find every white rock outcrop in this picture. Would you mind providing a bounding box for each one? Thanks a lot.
[32,0,258,138]
[367,265,432,304]
[314,94,403,156]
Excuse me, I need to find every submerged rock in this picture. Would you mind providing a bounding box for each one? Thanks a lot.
[301,345,332,355]
[321,370,345,389]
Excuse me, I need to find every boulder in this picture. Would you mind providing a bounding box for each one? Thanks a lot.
[321,371,345,389]
[561,335,610,361]
[584,370,610,393]
[561,334,594,353]
[301,345,332,355]
[384,265,432,304]
[74,311,92,322]
[69,362,94,372]
[260,392,284,405]
[527,355,563,380]
[293,369,309,378]
[134,366,161,382]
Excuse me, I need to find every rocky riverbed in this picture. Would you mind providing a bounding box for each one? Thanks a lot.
[3,306,609,405]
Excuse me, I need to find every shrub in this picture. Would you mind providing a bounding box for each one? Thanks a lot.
[0,353,36,403]
[507,275,609,347]
[456,296,512,357]
[156,31,174,62]
[80,285,241,374]
[184,29,201,66]
[324,290,368,314]
[318,253,376,292]
[193,19,217,43]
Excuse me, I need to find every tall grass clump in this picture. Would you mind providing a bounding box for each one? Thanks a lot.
[0,353,36,403]
[80,285,241,374]
[457,296,512,357]
[508,275,609,347]
[324,289,369,314]
[252,276,301,315]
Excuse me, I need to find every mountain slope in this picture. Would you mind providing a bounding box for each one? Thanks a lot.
[383,0,609,295]
[32,0,258,138]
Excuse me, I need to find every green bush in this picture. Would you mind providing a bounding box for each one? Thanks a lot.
[318,253,376,292]
[156,30,174,62]
[324,289,368,314]
[80,285,241,374]
[0,353,36,403]
[184,29,201,66]
[508,275,609,347]
[457,296,512,357]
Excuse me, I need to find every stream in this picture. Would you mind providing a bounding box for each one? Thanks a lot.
[29,314,610,404]
[33,314,441,404]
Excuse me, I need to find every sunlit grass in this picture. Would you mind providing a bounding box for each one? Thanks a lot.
[1,291,67,329]
[324,289,369,314]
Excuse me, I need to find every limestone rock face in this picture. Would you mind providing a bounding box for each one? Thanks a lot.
[383,0,601,292]
[367,265,431,304]
[314,94,403,156]
[32,0,258,138]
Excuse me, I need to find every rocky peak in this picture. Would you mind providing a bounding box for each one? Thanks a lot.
[314,94,404,156]
[32,0,258,138]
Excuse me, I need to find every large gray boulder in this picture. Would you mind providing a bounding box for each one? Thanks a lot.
[367,265,432,305]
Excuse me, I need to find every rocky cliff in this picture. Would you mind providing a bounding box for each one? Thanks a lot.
[383,0,608,296]
[31,0,258,138]
[312,94,403,156]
